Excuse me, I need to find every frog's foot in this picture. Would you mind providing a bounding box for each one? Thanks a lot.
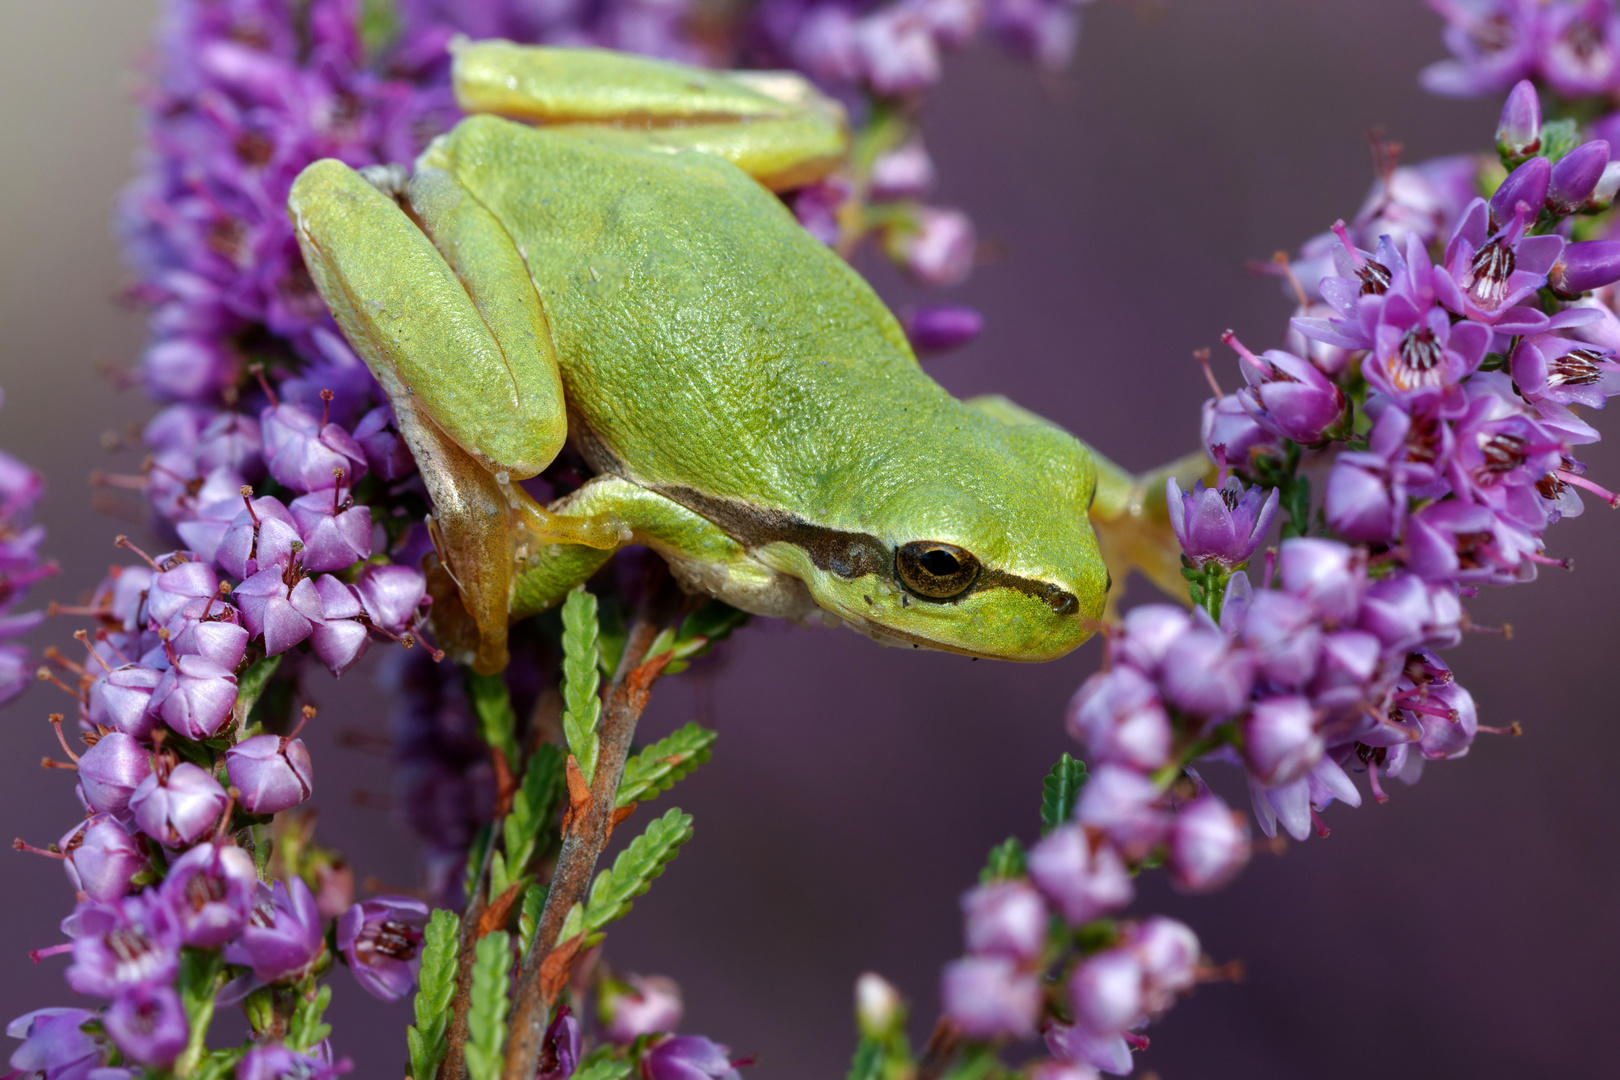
[1090,450,1214,616]
[508,491,630,550]
[448,40,849,192]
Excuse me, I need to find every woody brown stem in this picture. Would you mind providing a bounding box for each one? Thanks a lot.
[500,601,674,1080]
[437,812,503,1080]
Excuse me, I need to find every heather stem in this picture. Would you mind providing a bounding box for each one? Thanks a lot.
[501,599,675,1080]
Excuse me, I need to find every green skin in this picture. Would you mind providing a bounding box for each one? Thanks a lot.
[288,40,1200,673]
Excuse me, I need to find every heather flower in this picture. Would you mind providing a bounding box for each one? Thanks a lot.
[335,896,429,1003]
[1547,140,1612,215]
[103,985,187,1068]
[1067,948,1142,1036]
[236,1042,350,1080]
[1045,1021,1131,1076]
[1111,605,1193,677]
[602,975,683,1043]
[130,759,228,848]
[855,6,941,95]
[226,734,314,815]
[1487,154,1550,229]
[785,5,863,84]
[1240,695,1324,787]
[66,892,181,998]
[1126,917,1200,1014]
[1026,1060,1101,1080]
[1548,240,1620,297]
[1238,588,1322,688]
[6,1008,105,1080]
[1075,766,1167,862]
[961,881,1047,961]
[261,402,368,494]
[1435,198,1562,325]
[225,878,326,984]
[158,841,257,948]
[539,1006,581,1080]
[1201,392,1278,473]
[1277,538,1364,623]
[234,567,325,656]
[149,654,238,740]
[988,0,1085,69]
[144,556,219,626]
[900,305,983,354]
[639,1033,743,1080]
[1066,666,1172,772]
[1158,627,1255,718]
[309,575,370,676]
[1364,298,1491,400]
[1025,824,1132,925]
[1166,474,1278,570]
[888,207,975,286]
[165,597,249,671]
[76,733,153,824]
[1495,79,1540,160]
[1166,792,1249,892]
[354,564,426,634]
[216,496,301,581]
[939,956,1041,1040]
[870,139,937,201]
[60,816,147,904]
[1420,0,1538,98]
[86,666,162,739]
[1538,0,1620,97]
[288,491,371,573]
[1513,333,1620,409]
[352,405,415,482]
[1223,332,1347,445]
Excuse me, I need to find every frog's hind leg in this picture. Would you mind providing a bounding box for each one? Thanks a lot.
[449,40,849,191]
[289,160,626,672]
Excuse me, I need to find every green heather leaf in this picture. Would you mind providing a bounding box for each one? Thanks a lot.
[192,1049,245,1080]
[467,670,520,769]
[464,823,492,903]
[287,983,332,1053]
[519,881,546,960]
[1540,117,1580,163]
[464,931,513,1080]
[615,723,716,808]
[1040,753,1088,835]
[232,654,283,725]
[980,837,1025,883]
[175,948,225,1077]
[406,909,461,1080]
[560,588,604,784]
[501,744,566,888]
[573,1056,634,1080]
[582,808,693,933]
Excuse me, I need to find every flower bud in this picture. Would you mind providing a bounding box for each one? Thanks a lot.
[539,1007,582,1080]
[601,974,683,1043]
[150,655,238,740]
[887,206,975,286]
[288,493,371,573]
[1277,537,1363,622]
[1240,590,1321,689]
[1489,155,1551,230]
[224,878,326,984]
[226,735,313,815]
[1025,825,1132,924]
[1592,161,1620,210]
[961,881,1047,960]
[104,984,188,1067]
[355,564,425,633]
[1126,916,1200,1013]
[1068,949,1143,1035]
[940,956,1041,1040]
[88,665,162,739]
[336,896,430,1002]
[130,760,227,847]
[60,814,147,902]
[217,496,301,581]
[1495,80,1541,161]
[1076,765,1168,861]
[159,842,257,948]
[261,403,367,494]
[235,568,325,657]
[900,305,983,355]
[1549,240,1620,297]
[144,336,239,403]
[1113,605,1193,676]
[144,557,218,626]
[77,732,153,823]
[1160,628,1255,718]
[1241,695,1324,787]
[1167,793,1249,893]
[1065,666,1171,772]
[855,6,941,96]
[1548,140,1611,214]
[165,598,248,671]
[310,575,370,676]
[1202,393,1278,474]
[854,973,902,1040]
[869,138,936,201]
[1226,334,1347,445]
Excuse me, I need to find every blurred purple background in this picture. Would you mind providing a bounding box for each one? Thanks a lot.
[2,1,1613,1077]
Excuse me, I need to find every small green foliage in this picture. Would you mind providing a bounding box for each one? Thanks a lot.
[492,744,566,897]
[659,599,750,675]
[467,669,520,771]
[1540,117,1581,164]
[980,837,1025,883]
[582,807,694,933]
[1040,753,1088,835]
[573,1054,634,1080]
[561,588,604,784]
[464,823,492,903]
[191,1049,245,1080]
[233,654,284,727]
[175,948,225,1077]
[1074,917,1120,955]
[464,931,513,1080]
[615,723,717,808]
[287,983,332,1053]
[519,881,546,959]
[406,909,461,1080]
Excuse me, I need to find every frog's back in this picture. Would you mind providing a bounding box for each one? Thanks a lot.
[429,116,969,502]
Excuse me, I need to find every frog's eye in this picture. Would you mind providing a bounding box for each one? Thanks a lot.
[895,541,980,600]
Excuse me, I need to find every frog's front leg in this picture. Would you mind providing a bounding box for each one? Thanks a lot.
[449,40,850,191]
[288,161,627,672]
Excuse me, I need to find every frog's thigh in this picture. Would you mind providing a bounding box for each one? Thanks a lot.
[510,477,809,621]
[450,41,847,191]
[289,159,566,477]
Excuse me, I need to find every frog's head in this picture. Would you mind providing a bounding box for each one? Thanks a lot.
[757,415,1110,662]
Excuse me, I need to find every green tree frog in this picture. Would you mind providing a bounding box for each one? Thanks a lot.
[288,40,1202,673]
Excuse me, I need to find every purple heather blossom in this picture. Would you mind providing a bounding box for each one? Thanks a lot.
[1045,1021,1131,1076]
[217,496,302,582]
[855,5,941,95]
[234,567,325,656]
[539,1006,582,1080]
[1495,79,1540,159]
[641,1034,742,1080]
[1127,917,1200,1014]
[1238,589,1322,688]
[158,841,257,948]
[1277,538,1364,623]
[1166,475,1278,570]
[1025,824,1132,925]
[1547,140,1612,214]
[226,734,314,815]
[792,178,851,247]
[961,880,1048,961]
[1420,0,1538,98]
[76,734,153,823]
[1158,627,1255,718]
[236,1042,350,1080]
[7,1008,105,1080]
[288,491,371,573]
[66,892,181,999]
[354,564,427,634]
[1166,792,1249,893]
[870,138,937,200]
[309,575,370,675]
[130,760,228,848]
[1223,332,1347,445]
[901,305,983,354]
[261,402,368,494]
[1068,948,1142,1037]
[86,666,162,739]
[1201,392,1278,472]
[165,597,249,671]
[1539,0,1620,97]
[1241,695,1324,787]
[1514,333,1620,408]
[1488,154,1550,229]
[352,405,415,482]
[1075,766,1167,862]
[1549,240,1620,297]
[1435,198,1563,325]
[335,896,429,1003]
[103,984,187,1068]
[145,556,219,626]
[602,975,683,1043]
[225,878,326,984]
[1066,666,1172,772]
[1112,605,1193,678]
[989,0,1085,69]
[1365,298,1491,401]
[60,816,147,904]
[939,956,1041,1040]
[891,206,975,286]
[1026,1061,1101,1080]
[150,654,238,740]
